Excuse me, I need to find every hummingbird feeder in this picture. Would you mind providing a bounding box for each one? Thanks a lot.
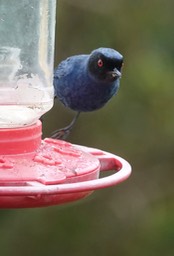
[0,0,131,208]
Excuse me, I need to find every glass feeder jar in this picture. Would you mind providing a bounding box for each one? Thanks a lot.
[0,0,56,128]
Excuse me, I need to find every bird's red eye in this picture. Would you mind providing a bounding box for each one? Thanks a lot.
[97,59,103,67]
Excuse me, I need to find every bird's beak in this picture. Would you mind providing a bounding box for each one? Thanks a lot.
[111,68,122,78]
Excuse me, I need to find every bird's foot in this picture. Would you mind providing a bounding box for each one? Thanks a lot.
[51,127,71,140]
[50,112,81,140]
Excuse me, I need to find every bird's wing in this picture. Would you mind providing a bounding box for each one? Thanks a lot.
[54,54,88,79]
[54,55,84,79]
[54,57,73,79]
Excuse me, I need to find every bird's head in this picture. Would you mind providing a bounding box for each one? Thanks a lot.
[88,48,123,83]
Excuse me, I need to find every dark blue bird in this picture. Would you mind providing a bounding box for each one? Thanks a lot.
[52,47,123,139]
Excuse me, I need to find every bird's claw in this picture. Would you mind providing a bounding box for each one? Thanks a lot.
[51,128,71,140]
[50,112,80,140]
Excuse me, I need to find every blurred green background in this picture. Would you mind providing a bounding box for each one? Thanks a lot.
[1,0,174,255]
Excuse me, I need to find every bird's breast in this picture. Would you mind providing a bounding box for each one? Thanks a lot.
[63,79,119,112]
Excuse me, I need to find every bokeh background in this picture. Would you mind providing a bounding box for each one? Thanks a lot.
[1,0,174,255]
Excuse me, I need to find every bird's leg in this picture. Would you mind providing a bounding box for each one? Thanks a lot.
[51,112,80,140]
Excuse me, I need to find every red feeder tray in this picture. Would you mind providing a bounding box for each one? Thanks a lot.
[0,121,131,208]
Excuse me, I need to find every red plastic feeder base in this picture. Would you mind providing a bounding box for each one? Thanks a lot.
[0,121,131,208]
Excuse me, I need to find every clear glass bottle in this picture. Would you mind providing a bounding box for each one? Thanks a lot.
[0,0,56,128]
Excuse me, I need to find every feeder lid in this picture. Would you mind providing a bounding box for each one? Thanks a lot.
[0,121,131,208]
[0,137,100,186]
